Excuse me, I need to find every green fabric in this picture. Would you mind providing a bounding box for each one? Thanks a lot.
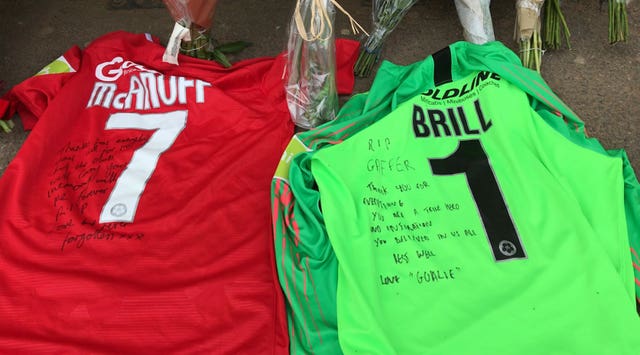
[36,55,76,75]
[272,139,341,355]
[271,40,640,354]
[312,71,640,353]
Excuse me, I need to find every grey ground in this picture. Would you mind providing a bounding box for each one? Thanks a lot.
[1,0,639,176]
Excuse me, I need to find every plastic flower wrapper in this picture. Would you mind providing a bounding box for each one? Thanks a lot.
[608,0,631,44]
[164,0,218,29]
[543,0,570,49]
[162,0,249,66]
[108,0,165,10]
[285,0,365,129]
[515,0,545,72]
[454,0,495,44]
[354,0,418,78]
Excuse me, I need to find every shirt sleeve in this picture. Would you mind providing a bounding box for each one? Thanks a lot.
[1,45,82,130]
[272,148,343,355]
[334,38,359,95]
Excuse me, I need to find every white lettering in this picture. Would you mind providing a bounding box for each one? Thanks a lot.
[140,72,160,108]
[87,70,211,109]
[95,57,125,82]
[158,75,178,106]
[178,77,194,104]
[125,76,146,110]
[94,57,159,82]
[195,80,211,103]
[87,82,116,108]
[113,92,127,110]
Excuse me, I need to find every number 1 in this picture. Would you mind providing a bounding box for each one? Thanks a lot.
[429,139,526,261]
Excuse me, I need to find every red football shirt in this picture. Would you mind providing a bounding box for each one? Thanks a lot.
[0,31,357,354]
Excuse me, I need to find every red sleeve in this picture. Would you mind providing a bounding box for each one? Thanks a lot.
[0,98,12,121]
[334,38,360,95]
[1,45,82,130]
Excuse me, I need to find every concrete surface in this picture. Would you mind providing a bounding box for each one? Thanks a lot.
[1,0,639,176]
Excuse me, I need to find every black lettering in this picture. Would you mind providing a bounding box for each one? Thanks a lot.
[380,274,400,285]
[61,141,89,153]
[416,269,456,284]
[474,100,493,132]
[367,182,388,195]
[458,106,480,135]
[445,203,460,211]
[412,105,430,137]
[477,71,490,82]
[55,208,66,223]
[423,205,441,213]
[427,109,451,137]
[79,167,99,180]
[464,229,478,236]
[442,88,460,99]
[469,75,478,91]
[61,235,74,251]
[416,250,436,260]
[459,83,472,97]
[403,160,415,171]
[446,108,462,136]
[374,238,386,247]
[389,157,405,172]
[366,159,377,172]
[432,89,444,100]
[392,252,409,264]
[81,218,96,226]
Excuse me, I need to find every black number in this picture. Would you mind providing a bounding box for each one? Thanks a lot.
[429,139,526,261]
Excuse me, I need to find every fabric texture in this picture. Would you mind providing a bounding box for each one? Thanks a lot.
[271,40,640,354]
[0,31,357,354]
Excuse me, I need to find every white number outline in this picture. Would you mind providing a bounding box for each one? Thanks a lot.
[99,110,187,223]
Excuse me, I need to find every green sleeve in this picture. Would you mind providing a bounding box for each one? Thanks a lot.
[271,148,343,354]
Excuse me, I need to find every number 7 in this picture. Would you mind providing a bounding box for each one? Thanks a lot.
[99,110,187,223]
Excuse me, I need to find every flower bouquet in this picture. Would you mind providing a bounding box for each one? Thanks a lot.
[542,0,571,49]
[354,0,418,78]
[162,0,250,66]
[285,0,340,129]
[454,0,495,44]
[608,0,630,44]
[515,0,545,71]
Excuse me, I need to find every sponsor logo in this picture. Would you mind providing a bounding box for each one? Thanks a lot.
[95,56,159,82]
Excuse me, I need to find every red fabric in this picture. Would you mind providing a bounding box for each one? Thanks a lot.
[163,0,219,29]
[0,31,355,354]
[1,46,81,129]
[0,98,12,121]
[335,38,360,95]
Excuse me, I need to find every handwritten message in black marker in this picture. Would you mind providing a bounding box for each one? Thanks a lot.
[47,135,149,251]
[361,136,484,288]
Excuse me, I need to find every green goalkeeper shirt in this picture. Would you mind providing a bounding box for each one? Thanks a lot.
[271,41,640,354]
